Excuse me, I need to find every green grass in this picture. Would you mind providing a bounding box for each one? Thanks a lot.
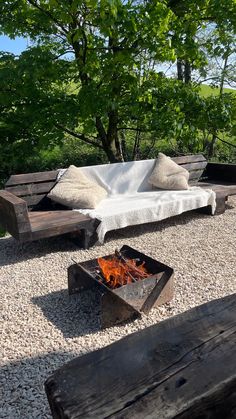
[200,84,236,97]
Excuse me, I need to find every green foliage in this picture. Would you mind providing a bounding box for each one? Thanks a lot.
[200,85,236,97]
[0,0,235,168]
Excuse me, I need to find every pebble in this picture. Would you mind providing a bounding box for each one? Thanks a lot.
[1,197,236,418]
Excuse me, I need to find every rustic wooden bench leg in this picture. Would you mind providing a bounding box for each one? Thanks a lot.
[81,228,98,249]
[198,197,226,216]
[68,220,100,249]
[68,229,97,249]
[214,197,226,214]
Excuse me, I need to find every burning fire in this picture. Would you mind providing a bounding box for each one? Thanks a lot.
[97,250,149,289]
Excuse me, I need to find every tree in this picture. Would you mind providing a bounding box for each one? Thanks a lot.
[0,0,235,162]
[0,0,177,162]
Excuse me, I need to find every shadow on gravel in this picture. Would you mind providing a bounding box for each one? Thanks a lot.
[32,289,101,338]
[0,351,78,419]
[0,235,78,267]
[1,201,234,267]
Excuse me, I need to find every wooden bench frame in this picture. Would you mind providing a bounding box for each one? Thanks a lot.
[0,155,236,247]
[45,293,236,418]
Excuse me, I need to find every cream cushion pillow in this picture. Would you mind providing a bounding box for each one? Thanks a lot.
[148,153,189,190]
[48,165,107,209]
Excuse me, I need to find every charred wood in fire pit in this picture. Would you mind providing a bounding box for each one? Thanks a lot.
[114,249,144,282]
[67,245,174,328]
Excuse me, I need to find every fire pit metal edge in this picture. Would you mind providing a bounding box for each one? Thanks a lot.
[67,245,174,328]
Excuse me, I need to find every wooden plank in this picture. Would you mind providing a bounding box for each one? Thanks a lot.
[5,170,59,187]
[188,169,205,181]
[173,156,207,182]
[173,154,206,164]
[0,190,31,239]
[22,194,48,207]
[5,181,56,196]
[45,293,236,419]
[198,182,236,198]
[28,210,96,241]
[30,222,95,241]
[181,161,207,172]
[29,210,92,229]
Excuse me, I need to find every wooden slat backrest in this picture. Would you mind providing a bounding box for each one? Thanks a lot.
[5,170,59,186]
[172,154,207,182]
[4,154,207,208]
[5,170,59,208]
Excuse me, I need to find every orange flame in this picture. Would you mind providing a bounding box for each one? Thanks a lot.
[97,255,149,289]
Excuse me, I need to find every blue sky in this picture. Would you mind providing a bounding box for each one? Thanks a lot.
[0,36,28,54]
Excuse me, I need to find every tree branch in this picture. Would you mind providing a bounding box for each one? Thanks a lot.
[215,135,236,149]
[53,50,74,60]
[55,124,103,149]
[117,126,147,132]
[95,117,107,144]
[27,0,69,35]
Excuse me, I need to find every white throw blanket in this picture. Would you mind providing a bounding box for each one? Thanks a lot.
[58,160,216,243]
[78,188,216,243]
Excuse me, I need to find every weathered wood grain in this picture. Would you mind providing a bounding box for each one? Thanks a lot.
[188,169,205,181]
[173,154,206,164]
[28,210,97,243]
[6,181,56,196]
[5,170,59,186]
[22,194,48,207]
[2,155,236,246]
[172,155,207,182]
[45,293,236,419]
[0,190,31,239]
[199,181,236,197]
[181,161,208,172]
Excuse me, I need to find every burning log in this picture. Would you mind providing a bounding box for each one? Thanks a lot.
[68,245,174,328]
[97,249,149,289]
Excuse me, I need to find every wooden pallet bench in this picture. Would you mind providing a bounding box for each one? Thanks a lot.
[45,293,236,419]
[0,173,99,248]
[0,155,236,247]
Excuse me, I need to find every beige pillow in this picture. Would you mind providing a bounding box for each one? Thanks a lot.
[148,153,189,190]
[48,165,107,209]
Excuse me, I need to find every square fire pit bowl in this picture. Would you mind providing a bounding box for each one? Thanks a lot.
[68,245,174,328]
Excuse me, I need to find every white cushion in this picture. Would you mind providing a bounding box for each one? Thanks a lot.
[48,165,107,209]
[148,153,189,190]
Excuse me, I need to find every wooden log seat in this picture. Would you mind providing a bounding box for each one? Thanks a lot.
[0,171,99,248]
[0,155,236,247]
[45,293,236,419]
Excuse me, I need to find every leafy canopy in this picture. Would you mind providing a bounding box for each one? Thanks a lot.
[0,0,236,162]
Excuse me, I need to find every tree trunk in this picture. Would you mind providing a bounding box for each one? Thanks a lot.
[95,116,123,163]
[132,128,141,160]
[184,60,191,83]
[106,110,124,162]
[177,58,184,81]
[207,49,229,159]
[207,133,217,159]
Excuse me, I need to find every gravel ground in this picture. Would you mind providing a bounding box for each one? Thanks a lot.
[1,197,236,418]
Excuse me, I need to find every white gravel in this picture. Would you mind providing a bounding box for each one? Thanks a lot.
[1,197,236,418]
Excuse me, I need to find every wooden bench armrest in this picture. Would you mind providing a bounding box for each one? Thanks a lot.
[0,190,31,240]
[205,162,236,183]
[0,190,27,205]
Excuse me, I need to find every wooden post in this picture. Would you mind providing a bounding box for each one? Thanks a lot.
[45,293,236,419]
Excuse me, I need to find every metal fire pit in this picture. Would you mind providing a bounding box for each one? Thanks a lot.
[68,245,174,328]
